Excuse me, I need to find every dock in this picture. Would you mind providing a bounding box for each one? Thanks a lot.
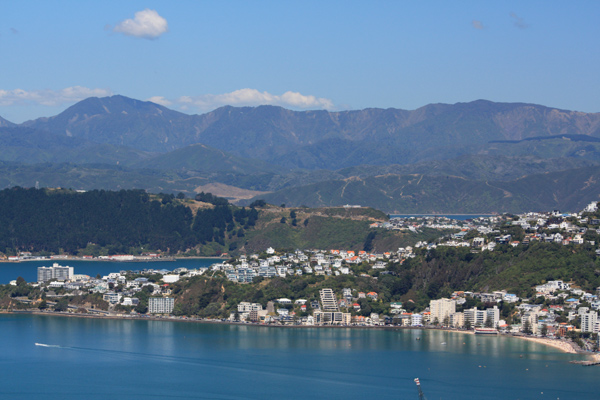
[569,360,600,366]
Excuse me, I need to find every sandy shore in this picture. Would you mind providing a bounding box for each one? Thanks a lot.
[513,335,579,354]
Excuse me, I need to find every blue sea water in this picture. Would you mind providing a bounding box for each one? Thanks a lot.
[0,258,220,284]
[0,314,596,400]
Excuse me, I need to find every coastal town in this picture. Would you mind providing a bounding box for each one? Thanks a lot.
[5,201,600,361]
[17,257,600,345]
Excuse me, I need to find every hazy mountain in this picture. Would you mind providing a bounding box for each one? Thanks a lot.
[7,95,600,213]
[479,134,600,161]
[23,95,200,152]
[20,96,600,169]
[132,143,284,174]
[0,126,149,165]
[0,116,15,128]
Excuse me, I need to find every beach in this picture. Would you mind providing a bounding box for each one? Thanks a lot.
[514,335,579,354]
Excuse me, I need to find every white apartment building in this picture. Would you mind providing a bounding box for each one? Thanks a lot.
[37,263,74,282]
[581,311,598,333]
[320,288,339,312]
[237,302,263,312]
[148,297,175,314]
[450,312,465,328]
[411,314,423,326]
[429,298,456,324]
[464,307,486,327]
[486,306,500,327]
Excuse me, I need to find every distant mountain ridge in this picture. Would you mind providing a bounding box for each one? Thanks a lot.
[3,95,600,213]
[0,116,15,128]
[18,96,600,169]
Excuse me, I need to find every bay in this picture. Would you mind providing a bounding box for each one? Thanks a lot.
[0,314,596,399]
[0,258,220,284]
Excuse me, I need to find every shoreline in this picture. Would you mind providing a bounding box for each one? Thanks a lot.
[8,310,594,358]
[512,335,579,354]
[9,310,600,361]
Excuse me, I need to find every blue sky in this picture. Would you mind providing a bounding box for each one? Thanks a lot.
[1,1,599,123]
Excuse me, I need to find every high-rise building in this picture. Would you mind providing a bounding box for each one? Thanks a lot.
[319,288,339,312]
[464,307,486,327]
[148,297,175,314]
[485,306,500,327]
[581,311,598,333]
[37,263,74,282]
[429,298,456,324]
[37,267,53,283]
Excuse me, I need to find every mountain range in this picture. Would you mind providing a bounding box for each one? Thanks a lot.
[2,95,600,212]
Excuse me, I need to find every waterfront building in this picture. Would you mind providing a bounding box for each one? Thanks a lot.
[450,312,465,328]
[237,302,263,313]
[37,267,53,283]
[148,297,175,314]
[122,297,139,306]
[37,263,74,282]
[464,307,489,327]
[411,313,423,326]
[313,311,351,325]
[486,306,500,327]
[581,311,598,333]
[429,298,456,324]
[319,288,339,312]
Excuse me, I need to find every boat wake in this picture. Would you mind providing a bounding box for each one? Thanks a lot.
[35,343,61,348]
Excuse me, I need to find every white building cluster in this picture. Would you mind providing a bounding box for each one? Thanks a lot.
[37,263,74,282]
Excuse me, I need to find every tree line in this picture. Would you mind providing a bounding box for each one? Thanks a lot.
[0,187,257,255]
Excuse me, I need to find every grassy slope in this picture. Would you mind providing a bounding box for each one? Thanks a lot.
[236,206,433,254]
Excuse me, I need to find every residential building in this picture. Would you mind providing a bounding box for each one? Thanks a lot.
[319,288,339,312]
[464,307,486,327]
[37,263,74,282]
[429,298,456,324]
[450,312,465,328]
[148,297,175,314]
[581,311,599,333]
[411,314,423,326]
[486,306,500,327]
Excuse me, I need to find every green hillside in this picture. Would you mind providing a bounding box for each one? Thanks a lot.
[245,166,600,213]
[132,143,283,174]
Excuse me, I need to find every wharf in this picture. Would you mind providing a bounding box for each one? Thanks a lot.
[569,360,600,367]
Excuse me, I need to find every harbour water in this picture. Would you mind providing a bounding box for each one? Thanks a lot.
[0,258,220,284]
[0,314,596,399]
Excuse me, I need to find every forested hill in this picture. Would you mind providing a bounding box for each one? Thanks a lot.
[0,188,256,256]
[0,188,398,257]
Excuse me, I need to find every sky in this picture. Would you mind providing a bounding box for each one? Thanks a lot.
[1,1,599,123]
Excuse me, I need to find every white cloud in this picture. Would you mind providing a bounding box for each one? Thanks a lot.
[146,96,172,106]
[472,20,484,30]
[173,89,334,111]
[0,86,112,106]
[113,9,168,39]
